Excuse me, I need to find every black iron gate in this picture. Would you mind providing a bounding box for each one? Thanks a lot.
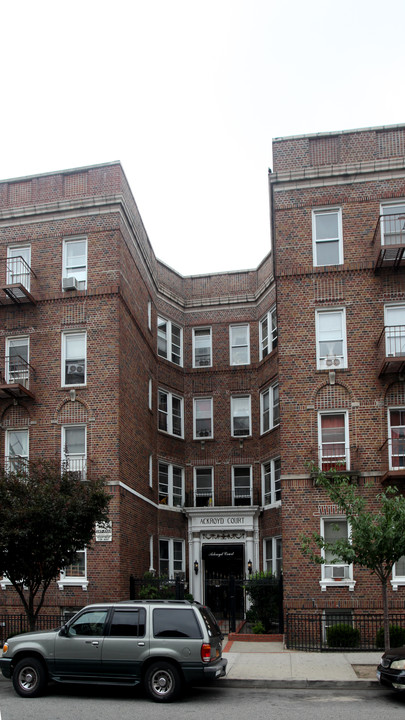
[205,572,245,633]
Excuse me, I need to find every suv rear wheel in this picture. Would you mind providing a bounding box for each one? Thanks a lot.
[12,657,47,698]
[145,661,182,702]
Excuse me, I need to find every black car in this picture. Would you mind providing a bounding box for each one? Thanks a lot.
[377,646,405,691]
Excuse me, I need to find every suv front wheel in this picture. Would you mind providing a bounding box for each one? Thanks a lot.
[12,656,47,698]
[145,661,182,702]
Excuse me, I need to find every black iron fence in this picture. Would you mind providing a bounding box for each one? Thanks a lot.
[0,614,62,645]
[286,612,405,651]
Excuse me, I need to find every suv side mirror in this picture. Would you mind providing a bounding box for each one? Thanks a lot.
[59,625,68,637]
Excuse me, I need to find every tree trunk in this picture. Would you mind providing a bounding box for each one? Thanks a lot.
[382,577,390,651]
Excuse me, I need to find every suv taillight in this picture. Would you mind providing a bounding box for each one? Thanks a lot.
[201,643,211,663]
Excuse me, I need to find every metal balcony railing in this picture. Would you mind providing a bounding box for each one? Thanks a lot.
[372,213,405,271]
[61,457,87,481]
[2,256,37,304]
[0,355,35,399]
[377,325,405,375]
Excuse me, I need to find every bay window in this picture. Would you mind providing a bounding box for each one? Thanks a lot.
[158,389,183,437]
[158,462,184,507]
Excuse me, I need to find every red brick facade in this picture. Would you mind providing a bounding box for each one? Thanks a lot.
[1,123,405,621]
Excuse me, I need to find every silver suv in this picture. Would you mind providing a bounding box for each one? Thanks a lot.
[0,600,227,702]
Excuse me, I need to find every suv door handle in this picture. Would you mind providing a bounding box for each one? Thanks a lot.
[137,642,145,646]
[85,641,99,646]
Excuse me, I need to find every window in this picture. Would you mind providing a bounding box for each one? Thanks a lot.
[59,549,88,590]
[260,383,280,434]
[158,462,184,507]
[193,397,213,439]
[230,324,250,365]
[149,454,153,487]
[159,539,184,576]
[194,467,214,507]
[381,203,405,246]
[62,237,87,289]
[5,429,28,472]
[62,425,86,479]
[157,316,182,366]
[392,556,405,590]
[316,309,347,369]
[148,378,153,410]
[231,396,251,437]
[388,409,405,470]
[148,300,152,331]
[7,245,31,290]
[109,608,146,637]
[193,327,212,367]
[320,518,354,588]
[65,607,106,632]
[384,305,405,357]
[262,458,281,506]
[260,308,277,359]
[264,537,282,576]
[62,332,86,386]
[318,412,349,471]
[5,336,29,387]
[312,208,343,266]
[232,466,252,506]
[158,389,183,437]
[153,608,202,638]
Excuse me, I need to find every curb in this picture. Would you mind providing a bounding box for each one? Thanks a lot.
[219,678,380,690]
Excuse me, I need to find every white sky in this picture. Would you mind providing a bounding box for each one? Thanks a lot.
[1,0,405,276]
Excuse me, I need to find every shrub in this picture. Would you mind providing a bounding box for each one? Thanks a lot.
[252,621,266,634]
[326,623,360,648]
[376,624,405,649]
[244,571,281,633]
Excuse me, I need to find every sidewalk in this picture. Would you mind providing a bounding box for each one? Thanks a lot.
[220,640,382,689]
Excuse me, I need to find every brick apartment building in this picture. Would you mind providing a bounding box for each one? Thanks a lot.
[0,122,405,623]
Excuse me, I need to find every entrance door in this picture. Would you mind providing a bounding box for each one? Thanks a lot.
[203,544,245,622]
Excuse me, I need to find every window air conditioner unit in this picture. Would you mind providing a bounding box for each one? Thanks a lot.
[63,277,78,291]
[332,566,345,579]
[67,364,84,375]
[326,356,341,367]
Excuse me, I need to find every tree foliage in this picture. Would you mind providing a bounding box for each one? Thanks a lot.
[301,466,405,650]
[0,459,110,629]
[245,571,281,633]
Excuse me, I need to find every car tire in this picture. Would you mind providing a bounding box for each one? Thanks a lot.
[145,661,182,702]
[12,657,47,698]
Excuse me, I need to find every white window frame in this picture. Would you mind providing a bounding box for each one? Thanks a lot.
[159,538,185,577]
[232,466,252,506]
[148,300,152,331]
[316,308,347,370]
[262,458,281,507]
[58,548,88,590]
[62,236,87,290]
[392,555,405,590]
[193,397,213,439]
[381,202,405,246]
[157,316,183,366]
[7,245,31,290]
[387,407,405,471]
[192,326,212,368]
[260,383,280,434]
[158,389,184,438]
[319,517,355,591]
[158,461,184,507]
[259,307,278,360]
[149,454,153,488]
[229,324,250,366]
[61,424,87,480]
[148,378,153,410]
[318,410,350,471]
[312,208,343,267]
[384,304,405,358]
[62,331,87,387]
[231,395,251,438]
[5,335,29,387]
[5,428,29,472]
[263,537,282,576]
[194,467,214,507]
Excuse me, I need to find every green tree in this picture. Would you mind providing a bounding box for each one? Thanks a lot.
[0,459,110,630]
[301,467,405,650]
